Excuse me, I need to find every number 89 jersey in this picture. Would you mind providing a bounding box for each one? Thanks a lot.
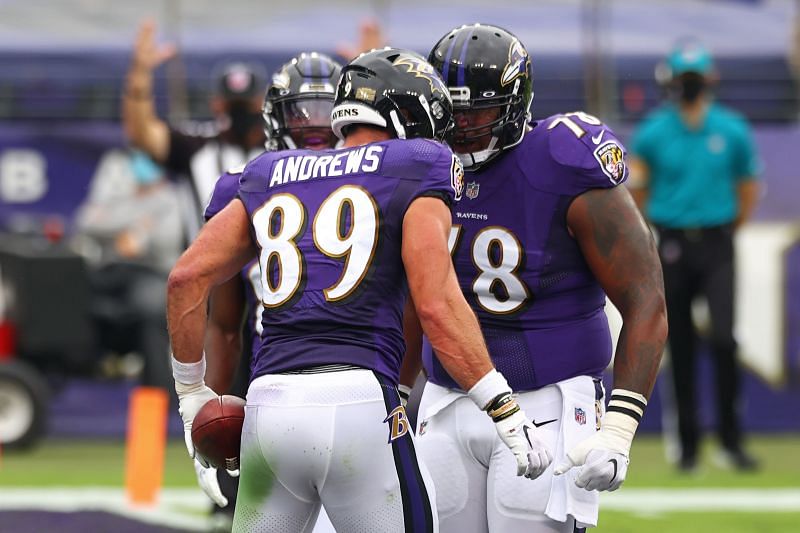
[423,112,629,392]
[238,138,461,383]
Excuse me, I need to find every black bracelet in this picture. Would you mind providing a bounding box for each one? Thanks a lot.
[486,392,520,422]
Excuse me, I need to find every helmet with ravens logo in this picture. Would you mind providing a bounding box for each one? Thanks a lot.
[263,52,342,151]
[428,24,533,169]
[330,47,454,143]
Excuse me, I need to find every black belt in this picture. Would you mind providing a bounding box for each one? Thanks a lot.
[281,363,364,375]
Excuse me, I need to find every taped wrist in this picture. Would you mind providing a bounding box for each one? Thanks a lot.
[467,369,512,411]
[172,354,206,386]
[602,389,647,456]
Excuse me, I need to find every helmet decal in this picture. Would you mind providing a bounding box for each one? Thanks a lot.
[393,54,445,95]
[501,39,529,87]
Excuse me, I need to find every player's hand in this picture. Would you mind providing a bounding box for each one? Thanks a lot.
[554,409,639,492]
[193,459,229,507]
[494,404,553,479]
[132,18,176,72]
[175,381,218,461]
[336,18,385,60]
[555,446,628,492]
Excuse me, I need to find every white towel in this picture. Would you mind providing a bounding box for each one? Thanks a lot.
[545,375,603,528]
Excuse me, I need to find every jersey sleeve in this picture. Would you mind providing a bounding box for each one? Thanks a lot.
[203,165,246,220]
[404,139,462,212]
[544,114,629,196]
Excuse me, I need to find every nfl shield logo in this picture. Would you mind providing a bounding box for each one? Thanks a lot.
[466,181,480,200]
[574,407,587,425]
[419,419,429,435]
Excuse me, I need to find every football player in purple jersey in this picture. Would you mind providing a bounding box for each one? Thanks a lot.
[192,52,343,521]
[168,47,549,532]
[402,24,668,532]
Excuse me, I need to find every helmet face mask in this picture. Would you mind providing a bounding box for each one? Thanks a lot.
[331,48,454,144]
[263,53,342,151]
[428,24,533,170]
[270,97,337,150]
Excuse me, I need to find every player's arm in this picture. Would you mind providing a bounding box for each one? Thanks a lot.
[167,199,256,467]
[555,185,667,490]
[122,19,174,163]
[204,276,246,394]
[398,297,423,404]
[402,196,551,479]
[168,198,255,366]
[627,156,650,216]
[568,185,667,398]
[402,197,491,387]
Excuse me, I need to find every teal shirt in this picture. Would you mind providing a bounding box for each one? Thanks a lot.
[630,102,760,228]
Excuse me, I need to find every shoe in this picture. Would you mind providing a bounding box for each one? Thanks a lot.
[677,454,698,473]
[714,447,760,472]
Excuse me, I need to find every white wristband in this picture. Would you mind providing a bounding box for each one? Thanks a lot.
[467,369,511,410]
[171,354,206,385]
[607,388,647,423]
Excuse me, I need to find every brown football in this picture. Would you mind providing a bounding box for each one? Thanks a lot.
[191,395,246,470]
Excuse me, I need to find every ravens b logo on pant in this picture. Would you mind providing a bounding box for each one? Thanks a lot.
[383,406,410,443]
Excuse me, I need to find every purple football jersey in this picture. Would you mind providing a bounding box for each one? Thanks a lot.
[205,169,263,361]
[423,112,628,391]
[239,138,461,383]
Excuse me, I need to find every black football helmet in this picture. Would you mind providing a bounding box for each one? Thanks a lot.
[330,47,454,143]
[263,52,342,150]
[428,24,533,169]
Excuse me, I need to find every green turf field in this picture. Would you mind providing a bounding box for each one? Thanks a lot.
[1,435,799,532]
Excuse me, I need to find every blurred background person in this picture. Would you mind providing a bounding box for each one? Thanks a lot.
[72,150,182,395]
[123,19,267,240]
[628,40,762,472]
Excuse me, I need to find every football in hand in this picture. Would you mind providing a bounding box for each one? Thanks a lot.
[191,395,246,470]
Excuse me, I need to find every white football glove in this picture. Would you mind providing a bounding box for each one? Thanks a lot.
[494,406,553,479]
[175,379,218,463]
[554,389,646,492]
[466,369,553,480]
[194,459,229,507]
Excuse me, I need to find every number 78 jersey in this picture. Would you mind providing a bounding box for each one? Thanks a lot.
[424,112,628,392]
[238,138,462,384]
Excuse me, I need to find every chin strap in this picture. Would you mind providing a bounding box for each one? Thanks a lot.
[458,136,499,169]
